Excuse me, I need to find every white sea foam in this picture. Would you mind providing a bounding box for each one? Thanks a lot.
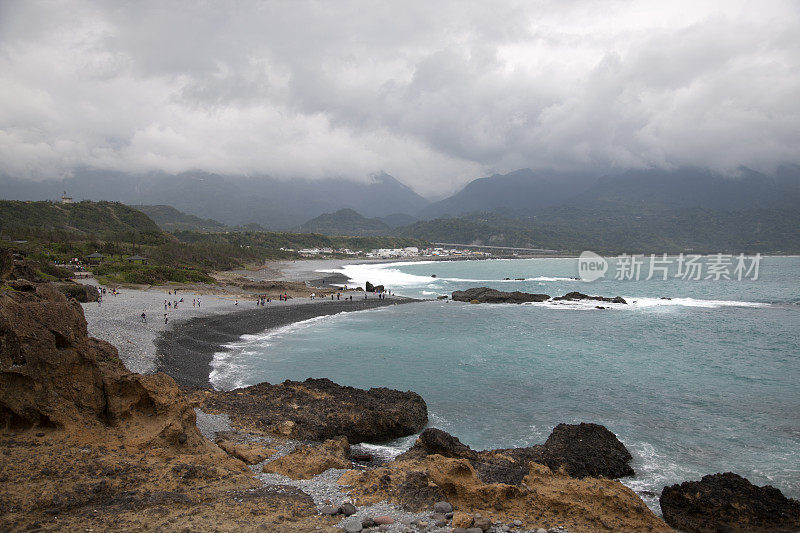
[209,313,346,390]
[515,296,770,311]
[317,261,579,289]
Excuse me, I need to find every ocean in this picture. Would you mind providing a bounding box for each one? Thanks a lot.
[210,256,800,513]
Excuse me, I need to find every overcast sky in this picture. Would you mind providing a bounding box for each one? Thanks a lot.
[1,0,798,197]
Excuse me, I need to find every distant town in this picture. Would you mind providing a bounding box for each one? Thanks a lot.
[289,246,493,259]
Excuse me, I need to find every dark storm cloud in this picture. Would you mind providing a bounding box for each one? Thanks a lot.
[1,0,798,196]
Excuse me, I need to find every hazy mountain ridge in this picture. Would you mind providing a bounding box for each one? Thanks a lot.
[296,208,391,236]
[132,205,226,232]
[0,170,429,229]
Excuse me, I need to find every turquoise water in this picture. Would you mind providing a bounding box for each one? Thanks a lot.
[212,256,800,512]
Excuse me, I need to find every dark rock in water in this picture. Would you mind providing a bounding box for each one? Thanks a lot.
[399,423,635,485]
[431,274,436,278]
[660,472,800,533]
[397,428,478,461]
[437,295,448,300]
[532,422,634,479]
[198,377,427,443]
[553,291,627,304]
[373,284,385,293]
[595,306,606,309]
[660,297,672,300]
[451,287,550,304]
[365,281,375,292]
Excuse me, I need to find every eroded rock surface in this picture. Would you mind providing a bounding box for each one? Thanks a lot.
[194,377,428,443]
[398,424,634,485]
[451,287,550,304]
[262,437,351,479]
[660,472,800,533]
[339,456,670,532]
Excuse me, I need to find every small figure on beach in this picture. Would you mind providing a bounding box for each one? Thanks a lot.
[197,298,201,307]
[164,300,168,310]
[193,298,196,307]
[234,299,239,305]
[141,312,146,323]
[164,313,168,324]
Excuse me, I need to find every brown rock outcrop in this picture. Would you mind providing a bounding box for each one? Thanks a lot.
[660,472,800,532]
[196,377,428,443]
[0,279,207,450]
[262,437,351,479]
[398,424,634,485]
[339,456,670,532]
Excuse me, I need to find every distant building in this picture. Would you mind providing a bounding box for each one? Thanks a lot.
[60,191,73,204]
[126,254,148,264]
[86,252,104,264]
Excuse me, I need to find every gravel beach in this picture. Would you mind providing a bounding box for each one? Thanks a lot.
[81,266,414,384]
[155,296,413,388]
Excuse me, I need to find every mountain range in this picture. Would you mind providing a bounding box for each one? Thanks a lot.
[0,170,428,229]
[3,164,800,252]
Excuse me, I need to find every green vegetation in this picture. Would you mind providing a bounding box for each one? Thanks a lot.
[395,207,800,254]
[297,208,391,236]
[173,230,427,252]
[93,262,214,285]
[132,205,226,232]
[0,200,430,287]
[0,200,163,239]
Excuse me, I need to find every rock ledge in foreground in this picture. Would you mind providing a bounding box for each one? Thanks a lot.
[197,377,428,443]
[660,472,800,533]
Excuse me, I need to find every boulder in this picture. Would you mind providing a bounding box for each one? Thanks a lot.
[262,437,351,479]
[532,422,634,479]
[365,281,375,292]
[552,291,627,304]
[660,472,800,532]
[451,287,550,304]
[197,377,427,443]
[216,439,276,465]
[397,428,478,461]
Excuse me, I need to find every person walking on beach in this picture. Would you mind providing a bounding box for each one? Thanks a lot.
[141,312,146,323]
[197,298,201,308]
[234,299,239,306]
[164,313,168,324]
[193,298,196,307]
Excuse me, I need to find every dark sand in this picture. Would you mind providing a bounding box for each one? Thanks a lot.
[155,296,417,388]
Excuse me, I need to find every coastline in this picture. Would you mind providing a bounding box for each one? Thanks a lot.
[155,296,417,388]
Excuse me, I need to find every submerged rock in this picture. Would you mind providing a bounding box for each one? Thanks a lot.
[197,377,427,443]
[451,287,550,304]
[552,291,627,304]
[660,472,800,532]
